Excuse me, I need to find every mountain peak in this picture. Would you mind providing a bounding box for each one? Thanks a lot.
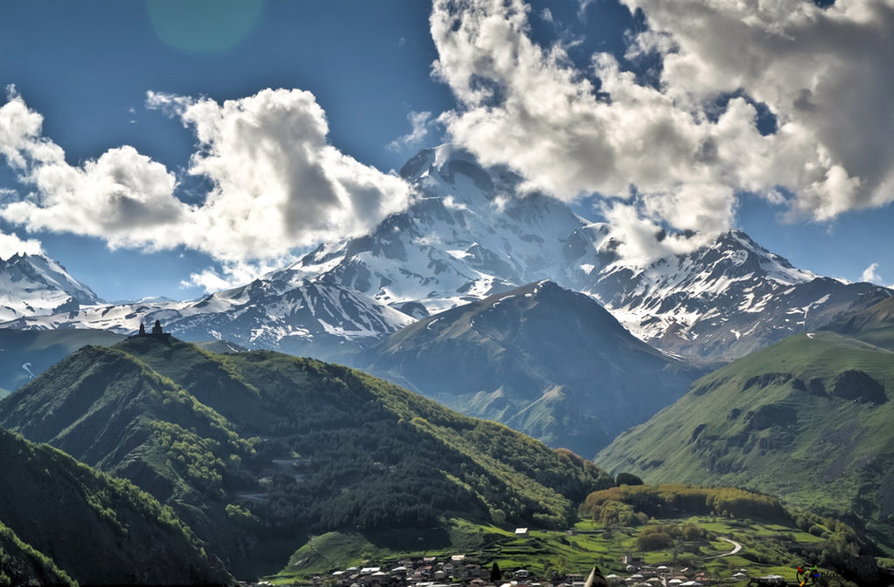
[399,145,481,181]
[0,251,104,322]
[707,229,815,285]
[583,228,888,360]
[364,279,695,456]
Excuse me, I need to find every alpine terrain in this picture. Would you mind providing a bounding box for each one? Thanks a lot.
[2,147,888,366]
[0,252,103,322]
[361,280,697,456]
[579,230,892,362]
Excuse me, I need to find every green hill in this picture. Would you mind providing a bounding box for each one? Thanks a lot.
[576,484,887,586]
[596,331,894,551]
[0,335,614,580]
[0,428,231,585]
[0,328,123,396]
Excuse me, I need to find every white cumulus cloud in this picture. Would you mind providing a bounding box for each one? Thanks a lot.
[430,0,894,262]
[148,88,414,261]
[860,262,882,285]
[181,257,293,293]
[0,230,43,260]
[0,88,414,269]
[0,89,185,249]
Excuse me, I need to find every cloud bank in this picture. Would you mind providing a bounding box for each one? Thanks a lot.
[0,230,43,260]
[0,87,413,268]
[430,0,894,261]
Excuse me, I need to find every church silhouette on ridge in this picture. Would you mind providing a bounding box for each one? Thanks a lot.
[136,319,171,339]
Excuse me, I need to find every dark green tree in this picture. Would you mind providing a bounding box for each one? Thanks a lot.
[490,562,502,582]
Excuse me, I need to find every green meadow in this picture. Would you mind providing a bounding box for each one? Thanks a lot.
[273,514,842,586]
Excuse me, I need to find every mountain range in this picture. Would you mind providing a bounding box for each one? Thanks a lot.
[2,145,894,581]
[1,146,890,471]
[2,146,888,367]
[581,229,891,361]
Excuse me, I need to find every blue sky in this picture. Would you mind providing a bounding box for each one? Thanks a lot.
[1,0,892,300]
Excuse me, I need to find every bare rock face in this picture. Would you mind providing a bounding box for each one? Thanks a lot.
[831,370,887,403]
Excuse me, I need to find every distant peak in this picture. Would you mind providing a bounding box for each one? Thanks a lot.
[398,148,436,181]
[718,229,761,250]
[505,279,565,298]
[400,144,501,181]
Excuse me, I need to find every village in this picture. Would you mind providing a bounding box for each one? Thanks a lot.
[248,548,789,587]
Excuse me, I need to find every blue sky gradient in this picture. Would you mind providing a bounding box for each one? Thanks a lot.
[1,0,891,300]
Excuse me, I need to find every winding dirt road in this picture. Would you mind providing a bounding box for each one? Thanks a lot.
[705,537,743,559]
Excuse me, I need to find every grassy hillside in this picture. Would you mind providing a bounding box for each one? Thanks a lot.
[0,345,256,508]
[578,484,892,586]
[276,485,884,586]
[0,335,614,579]
[0,428,231,585]
[275,513,867,586]
[0,328,123,396]
[596,331,894,551]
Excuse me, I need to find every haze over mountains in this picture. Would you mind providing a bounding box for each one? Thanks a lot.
[360,280,697,456]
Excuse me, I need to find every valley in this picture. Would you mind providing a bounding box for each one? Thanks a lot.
[3,0,894,583]
[0,148,893,585]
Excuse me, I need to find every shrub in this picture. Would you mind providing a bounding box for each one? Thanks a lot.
[616,472,644,486]
[636,530,673,550]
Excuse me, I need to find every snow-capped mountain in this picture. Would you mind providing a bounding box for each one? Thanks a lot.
[4,277,412,363]
[581,230,892,361]
[0,253,103,322]
[268,146,890,361]
[1,146,594,361]
[276,145,602,315]
[3,147,889,364]
[149,278,414,360]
